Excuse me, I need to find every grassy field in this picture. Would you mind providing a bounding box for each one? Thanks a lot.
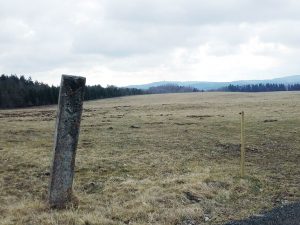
[0,92,299,225]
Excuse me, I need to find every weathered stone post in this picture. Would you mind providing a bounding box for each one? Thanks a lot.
[49,75,86,209]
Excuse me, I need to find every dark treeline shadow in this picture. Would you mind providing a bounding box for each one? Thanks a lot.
[0,74,143,109]
[145,84,201,94]
[218,83,300,92]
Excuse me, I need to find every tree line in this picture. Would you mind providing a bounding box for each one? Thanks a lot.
[146,84,200,94]
[221,83,300,92]
[2,75,300,109]
[0,74,143,109]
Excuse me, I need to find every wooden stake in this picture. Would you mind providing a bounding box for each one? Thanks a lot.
[239,111,245,177]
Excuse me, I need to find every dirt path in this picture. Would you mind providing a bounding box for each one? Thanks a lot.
[223,202,300,225]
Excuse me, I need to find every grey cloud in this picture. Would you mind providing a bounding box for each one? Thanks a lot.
[71,21,252,57]
[72,21,195,56]
[102,0,300,25]
[0,0,299,85]
[257,21,300,48]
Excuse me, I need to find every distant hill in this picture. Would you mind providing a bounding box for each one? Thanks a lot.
[127,75,300,90]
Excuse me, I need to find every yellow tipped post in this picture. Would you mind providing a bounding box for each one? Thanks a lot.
[239,111,245,177]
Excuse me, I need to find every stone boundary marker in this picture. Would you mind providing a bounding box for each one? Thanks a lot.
[49,75,86,209]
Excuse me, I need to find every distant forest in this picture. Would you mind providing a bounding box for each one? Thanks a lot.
[146,83,300,93]
[146,84,200,94]
[0,75,143,109]
[221,83,300,92]
[1,75,300,109]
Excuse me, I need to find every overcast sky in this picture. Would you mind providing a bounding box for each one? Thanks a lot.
[0,0,299,86]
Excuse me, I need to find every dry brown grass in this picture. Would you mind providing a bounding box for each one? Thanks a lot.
[0,92,299,225]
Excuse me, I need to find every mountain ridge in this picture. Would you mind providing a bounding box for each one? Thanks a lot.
[126,75,300,90]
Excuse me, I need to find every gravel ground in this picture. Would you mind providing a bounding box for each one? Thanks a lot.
[223,202,300,225]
